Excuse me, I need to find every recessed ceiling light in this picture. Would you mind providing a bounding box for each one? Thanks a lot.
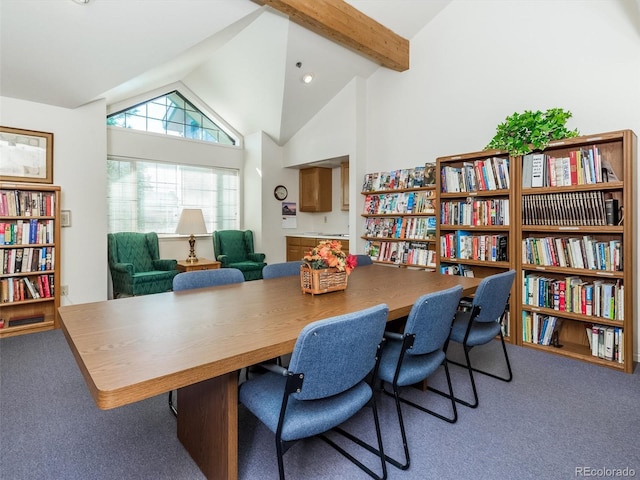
[71,0,91,4]
[302,73,314,84]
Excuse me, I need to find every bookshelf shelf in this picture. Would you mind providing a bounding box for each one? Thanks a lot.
[0,184,61,338]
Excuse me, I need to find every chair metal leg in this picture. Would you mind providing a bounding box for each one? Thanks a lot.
[324,396,388,480]
[446,333,513,408]
[374,359,458,470]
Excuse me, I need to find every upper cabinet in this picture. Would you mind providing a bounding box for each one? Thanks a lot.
[299,167,332,212]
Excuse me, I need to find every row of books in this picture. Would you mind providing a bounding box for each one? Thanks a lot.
[0,219,54,245]
[364,240,436,267]
[586,324,624,363]
[363,191,435,215]
[362,216,436,240]
[522,236,622,272]
[440,232,508,262]
[439,263,475,277]
[522,191,614,226]
[361,163,436,192]
[440,157,510,193]
[521,312,563,346]
[0,190,56,217]
[522,146,618,188]
[522,274,623,320]
[0,274,55,303]
[440,198,510,226]
[1,247,54,274]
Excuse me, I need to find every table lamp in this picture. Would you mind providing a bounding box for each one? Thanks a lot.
[175,208,207,263]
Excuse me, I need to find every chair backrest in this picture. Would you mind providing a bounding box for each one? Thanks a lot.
[262,261,304,279]
[213,230,254,263]
[404,285,463,356]
[471,270,516,323]
[173,268,244,291]
[355,254,373,266]
[288,304,388,401]
[107,232,159,273]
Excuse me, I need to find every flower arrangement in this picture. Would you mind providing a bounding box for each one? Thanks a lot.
[302,240,357,275]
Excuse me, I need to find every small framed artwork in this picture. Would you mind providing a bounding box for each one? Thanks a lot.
[0,126,54,184]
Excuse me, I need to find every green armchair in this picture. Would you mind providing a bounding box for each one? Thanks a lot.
[108,232,178,297]
[213,230,266,281]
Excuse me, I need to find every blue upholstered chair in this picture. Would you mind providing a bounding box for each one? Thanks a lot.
[169,268,244,416]
[262,261,304,279]
[107,232,178,297]
[446,269,515,408]
[173,268,244,291]
[355,254,373,266]
[213,230,266,281]
[239,304,389,480]
[376,285,463,470]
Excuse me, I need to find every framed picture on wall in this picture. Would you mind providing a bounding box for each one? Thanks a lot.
[0,126,54,184]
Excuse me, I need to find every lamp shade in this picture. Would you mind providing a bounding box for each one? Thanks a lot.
[175,209,207,235]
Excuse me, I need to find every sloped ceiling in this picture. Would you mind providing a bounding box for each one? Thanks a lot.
[0,0,451,144]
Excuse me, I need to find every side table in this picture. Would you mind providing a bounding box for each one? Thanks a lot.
[176,259,221,273]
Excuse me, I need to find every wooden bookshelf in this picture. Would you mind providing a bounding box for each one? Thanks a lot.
[433,130,636,371]
[516,130,635,373]
[0,183,61,338]
[360,165,438,270]
[436,150,516,341]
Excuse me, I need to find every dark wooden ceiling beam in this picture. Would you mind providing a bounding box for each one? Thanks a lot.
[251,0,409,71]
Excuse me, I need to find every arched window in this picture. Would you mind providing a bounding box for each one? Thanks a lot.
[107,90,236,145]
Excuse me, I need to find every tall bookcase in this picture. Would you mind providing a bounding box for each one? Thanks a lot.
[361,166,437,269]
[0,183,61,338]
[516,130,635,373]
[436,150,516,341]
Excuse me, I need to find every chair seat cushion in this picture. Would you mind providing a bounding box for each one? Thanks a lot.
[378,338,445,387]
[450,313,502,346]
[239,372,372,442]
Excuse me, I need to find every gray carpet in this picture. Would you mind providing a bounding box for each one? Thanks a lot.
[1,329,638,479]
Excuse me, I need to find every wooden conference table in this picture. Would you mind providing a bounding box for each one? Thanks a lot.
[59,265,480,480]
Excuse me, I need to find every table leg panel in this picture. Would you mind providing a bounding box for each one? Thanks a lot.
[177,372,238,480]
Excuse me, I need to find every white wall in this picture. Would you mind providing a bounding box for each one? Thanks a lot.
[0,96,108,307]
[283,78,365,251]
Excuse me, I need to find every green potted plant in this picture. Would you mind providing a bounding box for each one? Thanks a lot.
[485,108,579,156]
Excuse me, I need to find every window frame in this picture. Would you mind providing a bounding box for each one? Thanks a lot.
[107,156,240,235]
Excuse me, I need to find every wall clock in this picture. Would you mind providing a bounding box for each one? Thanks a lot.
[274,185,288,200]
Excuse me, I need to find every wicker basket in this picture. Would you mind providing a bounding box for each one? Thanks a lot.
[300,264,348,295]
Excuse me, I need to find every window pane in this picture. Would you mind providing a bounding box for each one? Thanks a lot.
[107,90,237,146]
[107,158,239,234]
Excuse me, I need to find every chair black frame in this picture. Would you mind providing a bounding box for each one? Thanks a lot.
[443,270,515,409]
[271,343,388,480]
[446,304,513,408]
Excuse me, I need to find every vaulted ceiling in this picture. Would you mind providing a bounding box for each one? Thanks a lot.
[0,0,450,145]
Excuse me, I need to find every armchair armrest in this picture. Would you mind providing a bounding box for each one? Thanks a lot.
[111,262,134,275]
[216,254,230,267]
[248,252,266,262]
[153,259,177,271]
